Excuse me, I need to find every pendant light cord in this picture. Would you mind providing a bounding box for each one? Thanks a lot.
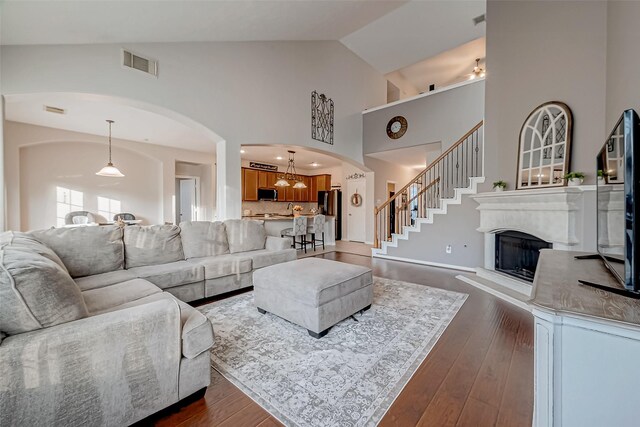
[107,119,114,164]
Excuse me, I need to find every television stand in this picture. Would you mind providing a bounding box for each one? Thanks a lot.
[531,250,640,426]
[574,254,601,260]
[578,279,640,299]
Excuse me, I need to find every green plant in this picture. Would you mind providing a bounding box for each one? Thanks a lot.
[492,180,507,189]
[564,172,585,180]
[597,169,604,178]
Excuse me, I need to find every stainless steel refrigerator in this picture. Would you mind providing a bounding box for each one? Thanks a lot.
[318,190,341,240]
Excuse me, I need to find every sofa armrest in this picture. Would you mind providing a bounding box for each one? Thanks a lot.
[266,235,292,251]
[0,299,182,426]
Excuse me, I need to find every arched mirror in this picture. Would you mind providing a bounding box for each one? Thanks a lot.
[517,101,573,189]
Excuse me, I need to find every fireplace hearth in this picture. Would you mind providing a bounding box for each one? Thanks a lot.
[495,231,552,282]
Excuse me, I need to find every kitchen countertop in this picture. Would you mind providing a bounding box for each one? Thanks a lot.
[242,214,334,221]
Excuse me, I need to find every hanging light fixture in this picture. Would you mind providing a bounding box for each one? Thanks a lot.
[96,120,125,177]
[469,58,485,80]
[275,150,307,188]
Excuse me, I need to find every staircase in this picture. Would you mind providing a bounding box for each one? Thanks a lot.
[373,121,484,257]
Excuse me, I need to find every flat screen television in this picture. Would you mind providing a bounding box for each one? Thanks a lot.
[594,109,640,295]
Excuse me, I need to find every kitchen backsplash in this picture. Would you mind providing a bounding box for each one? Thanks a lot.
[242,201,317,216]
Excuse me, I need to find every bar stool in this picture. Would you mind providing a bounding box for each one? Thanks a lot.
[307,214,326,251]
[281,216,308,254]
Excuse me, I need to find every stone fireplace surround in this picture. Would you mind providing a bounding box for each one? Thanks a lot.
[469,186,596,295]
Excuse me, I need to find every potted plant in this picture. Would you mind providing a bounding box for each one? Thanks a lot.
[597,169,605,183]
[492,180,507,192]
[564,172,585,186]
[292,205,303,217]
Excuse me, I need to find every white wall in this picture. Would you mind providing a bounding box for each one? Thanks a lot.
[20,141,161,230]
[5,121,215,231]
[2,41,386,221]
[1,41,386,164]
[175,161,215,223]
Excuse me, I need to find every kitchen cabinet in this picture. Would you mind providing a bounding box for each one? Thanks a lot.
[243,169,259,201]
[315,174,331,191]
[258,171,269,188]
[310,176,318,202]
[294,176,310,201]
[266,172,277,189]
[242,168,331,203]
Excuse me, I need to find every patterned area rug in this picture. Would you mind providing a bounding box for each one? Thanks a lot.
[198,277,467,427]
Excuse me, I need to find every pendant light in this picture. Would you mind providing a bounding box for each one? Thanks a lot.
[469,58,485,80]
[96,120,125,177]
[275,150,306,188]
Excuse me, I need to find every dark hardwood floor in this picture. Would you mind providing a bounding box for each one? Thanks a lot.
[152,252,534,427]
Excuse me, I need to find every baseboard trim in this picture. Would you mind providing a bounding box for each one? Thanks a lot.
[456,275,531,312]
[372,253,476,272]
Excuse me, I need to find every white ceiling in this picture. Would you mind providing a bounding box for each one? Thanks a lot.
[5,93,218,152]
[241,145,343,170]
[340,0,486,74]
[0,0,405,45]
[388,37,486,93]
[367,142,442,170]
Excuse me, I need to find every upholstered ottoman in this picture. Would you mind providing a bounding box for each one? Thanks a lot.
[253,258,373,338]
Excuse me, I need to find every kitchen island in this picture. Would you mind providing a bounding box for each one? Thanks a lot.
[242,214,336,246]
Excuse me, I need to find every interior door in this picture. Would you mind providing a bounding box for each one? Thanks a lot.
[179,178,197,222]
[346,179,366,242]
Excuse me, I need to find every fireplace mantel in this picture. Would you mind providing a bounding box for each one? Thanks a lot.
[471,186,595,250]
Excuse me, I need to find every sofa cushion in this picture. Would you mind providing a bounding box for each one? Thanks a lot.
[253,258,373,307]
[94,292,214,359]
[244,248,297,269]
[224,219,266,254]
[74,270,137,291]
[81,278,161,314]
[179,221,229,259]
[127,261,204,289]
[0,231,88,335]
[30,225,124,278]
[187,254,252,279]
[124,225,184,268]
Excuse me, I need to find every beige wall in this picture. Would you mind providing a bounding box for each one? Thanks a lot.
[5,121,215,231]
[484,0,607,187]
[363,80,484,156]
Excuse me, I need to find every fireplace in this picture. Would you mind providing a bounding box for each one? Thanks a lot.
[495,231,552,282]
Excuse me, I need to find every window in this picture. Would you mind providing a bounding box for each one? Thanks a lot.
[56,187,84,227]
[98,197,121,222]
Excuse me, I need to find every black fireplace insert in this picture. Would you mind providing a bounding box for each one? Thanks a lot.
[495,231,551,282]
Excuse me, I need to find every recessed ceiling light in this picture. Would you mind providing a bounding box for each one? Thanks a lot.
[310,162,319,167]
[240,149,246,154]
[276,156,283,160]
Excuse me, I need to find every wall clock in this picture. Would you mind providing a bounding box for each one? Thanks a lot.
[386,116,408,139]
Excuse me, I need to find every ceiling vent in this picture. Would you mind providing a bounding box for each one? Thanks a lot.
[122,49,158,77]
[473,14,486,25]
[44,105,65,115]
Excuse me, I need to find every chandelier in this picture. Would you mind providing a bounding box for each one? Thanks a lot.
[275,150,307,188]
[96,119,125,177]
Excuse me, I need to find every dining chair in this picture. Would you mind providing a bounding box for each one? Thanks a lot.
[65,211,95,225]
[307,214,326,251]
[113,213,136,221]
[281,216,308,254]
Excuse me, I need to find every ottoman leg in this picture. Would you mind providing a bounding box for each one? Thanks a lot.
[257,307,266,314]
[361,304,372,313]
[308,328,329,339]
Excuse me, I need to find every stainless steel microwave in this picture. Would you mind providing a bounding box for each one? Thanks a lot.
[257,188,278,201]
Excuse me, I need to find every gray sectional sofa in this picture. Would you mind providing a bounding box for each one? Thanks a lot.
[0,219,296,426]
